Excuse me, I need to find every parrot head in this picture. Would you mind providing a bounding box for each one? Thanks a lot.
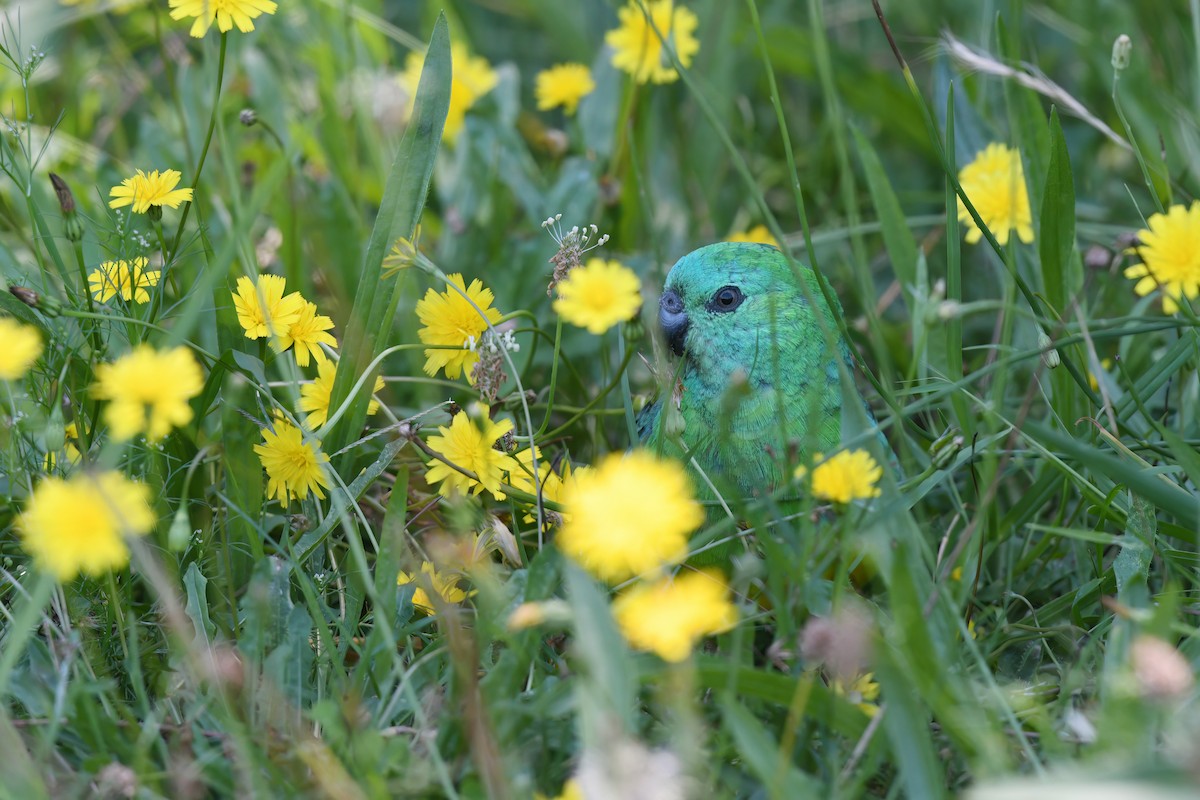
[658,242,837,384]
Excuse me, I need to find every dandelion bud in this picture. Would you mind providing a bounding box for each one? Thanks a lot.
[10,285,61,317]
[936,299,962,321]
[1131,635,1193,700]
[44,403,66,452]
[1112,34,1132,71]
[168,505,192,551]
[929,427,965,470]
[1038,330,1060,369]
[239,108,258,127]
[662,401,686,440]
[146,204,163,223]
[49,173,84,243]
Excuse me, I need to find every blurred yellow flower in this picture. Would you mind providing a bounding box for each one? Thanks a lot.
[397,561,469,614]
[1124,202,1200,314]
[18,471,155,582]
[232,274,305,341]
[606,0,700,85]
[88,257,160,304]
[726,224,779,249]
[830,672,881,717]
[168,0,277,38]
[108,169,193,215]
[799,449,882,505]
[425,409,517,499]
[254,418,330,505]
[535,63,595,115]
[415,273,503,383]
[0,318,43,380]
[556,450,702,583]
[93,346,204,441]
[553,258,642,334]
[273,300,337,366]
[956,143,1034,246]
[299,360,383,429]
[402,41,497,142]
[535,778,584,800]
[612,570,738,661]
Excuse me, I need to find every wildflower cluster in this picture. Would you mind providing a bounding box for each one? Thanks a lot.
[233,274,337,366]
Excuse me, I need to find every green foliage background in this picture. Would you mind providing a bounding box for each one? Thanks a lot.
[2,0,1200,797]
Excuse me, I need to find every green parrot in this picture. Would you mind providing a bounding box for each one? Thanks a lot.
[638,241,872,501]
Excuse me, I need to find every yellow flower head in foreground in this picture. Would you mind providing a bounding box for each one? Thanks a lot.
[612,570,738,661]
[108,169,193,214]
[0,318,43,381]
[402,41,498,142]
[233,274,305,341]
[397,561,469,614]
[1124,202,1200,314]
[299,360,383,429]
[553,258,642,334]
[606,0,700,85]
[556,450,702,583]
[253,418,330,505]
[801,449,883,505]
[726,224,779,249]
[956,143,1034,246]
[416,274,503,383]
[535,63,596,115]
[425,409,517,500]
[18,471,155,582]
[93,345,204,441]
[273,301,337,366]
[89,257,161,304]
[830,672,881,718]
[168,0,278,38]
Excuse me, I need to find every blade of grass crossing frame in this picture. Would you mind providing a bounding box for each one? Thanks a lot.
[325,15,451,462]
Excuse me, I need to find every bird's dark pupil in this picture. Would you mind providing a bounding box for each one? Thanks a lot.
[720,290,735,305]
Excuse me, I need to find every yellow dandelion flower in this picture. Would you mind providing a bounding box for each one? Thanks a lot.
[298,359,383,429]
[1124,202,1200,314]
[92,346,204,441]
[956,143,1034,246]
[612,569,738,662]
[415,273,504,383]
[253,418,330,505]
[830,672,881,717]
[108,169,193,215]
[726,224,779,249]
[232,274,306,341]
[424,409,517,500]
[556,450,702,583]
[397,562,469,615]
[606,0,700,85]
[18,471,155,582]
[0,318,43,381]
[168,0,277,38]
[273,300,337,366]
[535,63,596,115]
[401,41,498,143]
[800,449,883,505]
[88,257,161,304]
[552,258,642,334]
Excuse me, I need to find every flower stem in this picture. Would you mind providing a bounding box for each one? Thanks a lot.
[169,31,228,260]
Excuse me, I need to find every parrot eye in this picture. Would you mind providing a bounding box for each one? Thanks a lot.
[707,285,745,313]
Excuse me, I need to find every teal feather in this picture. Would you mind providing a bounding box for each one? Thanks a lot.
[640,242,870,501]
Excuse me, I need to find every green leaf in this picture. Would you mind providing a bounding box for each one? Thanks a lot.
[0,291,49,333]
[719,695,823,797]
[1114,494,1155,601]
[564,564,637,745]
[1039,107,1077,313]
[852,125,918,312]
[183,561,217,654]
[326,15,451,462]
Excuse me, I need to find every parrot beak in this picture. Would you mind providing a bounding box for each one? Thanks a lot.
[659,289,689,357]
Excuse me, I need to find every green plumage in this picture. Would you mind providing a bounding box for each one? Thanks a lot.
[639,242,862,500]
